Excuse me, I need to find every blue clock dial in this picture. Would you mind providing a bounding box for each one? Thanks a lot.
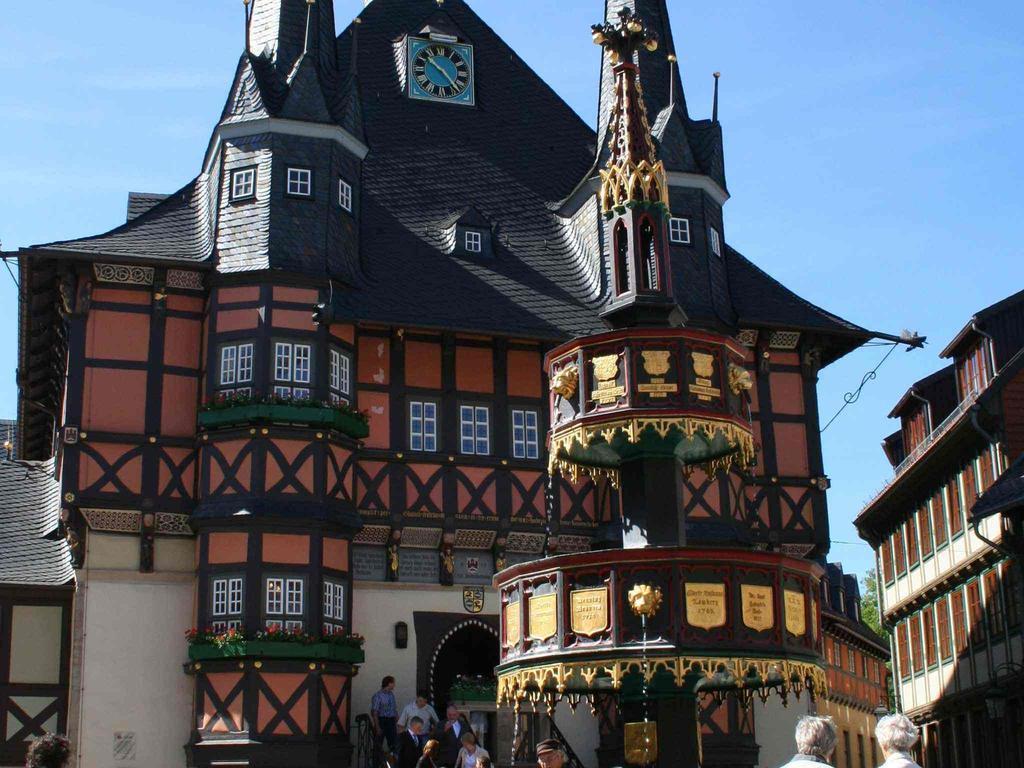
[408,37,475,105]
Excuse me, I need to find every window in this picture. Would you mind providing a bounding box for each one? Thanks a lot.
[951,587,968,654]
[668,217,691,244]
[857,735,866,768]
[847,646,856,674]
[218,342,254,396]
[896,621,910,678]
[329,348,351,404]
[909,614,923,673]
[937,595,952,660]
[881,539,894,583]
[273,341,312,399]
[614,221,629,295]
[230,167,256,201]
[894,528,907,575]
[708,226,722,257]
[287,167,312,197]
[931,491,948,548]
[512,409,539,460]
[979,450,995,492]
[465,230,482,253]
[323,579,345,635]
[639,218,659,290]
[906,514,920,569]
[460,405,490,455]
[265,576,303,631]
[957,342,988,398]
[962,461,978,511]
[919,504,933,558]
[1004,561,1021,628]
[338,178,353,211]
[409,401,438,452]
[211,576,244,632]
[984,569,1004,638]
[843,731,852,768]
[948,478,963,537]
[966,579,985,644]
[923,605,937,667]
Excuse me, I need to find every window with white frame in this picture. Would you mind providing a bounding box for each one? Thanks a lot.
[273,341,312,399]
[287,167,312,197]
[265,576,304,631]
[323,579,346,635]
[708,226,722,257]
[211,576,244,632]
[218,342,254,396]
[410,401,438,452]
[460,405,491,455]
[465,230,483,253]
[329,348,352,404]
[230,168,256,201]
[512,409,539,460]
[668,217,691,244]
[338,179,353,212]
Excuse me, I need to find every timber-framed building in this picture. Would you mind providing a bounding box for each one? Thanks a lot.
[11,1,900,767]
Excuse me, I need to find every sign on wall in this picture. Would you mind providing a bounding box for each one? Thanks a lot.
[528,593,558,641]
[740,584,774,632]
[684,583,727,630]
[569,587,609,636]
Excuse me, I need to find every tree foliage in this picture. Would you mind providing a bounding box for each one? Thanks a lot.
[860,568,885,637]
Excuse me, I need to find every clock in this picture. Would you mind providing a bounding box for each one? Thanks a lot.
[407,36,475,106]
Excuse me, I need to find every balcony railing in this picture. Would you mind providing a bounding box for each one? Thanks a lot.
[892,389,980,478]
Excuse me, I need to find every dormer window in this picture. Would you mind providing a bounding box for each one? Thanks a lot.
[957,342,989,398]
[708,226,722,257]
[287,167,312,198]
[230,168,256,201]
[338,179,353,212]
[465,230,483,253]
[668,217,691,244]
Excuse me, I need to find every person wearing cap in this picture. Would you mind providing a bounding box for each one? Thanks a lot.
[535,739,565,768]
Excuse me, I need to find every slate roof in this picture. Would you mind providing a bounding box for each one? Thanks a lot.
[0,457,74,586]
[972,452,1024,521]
[16,0,875,389]
[126,192,170,222]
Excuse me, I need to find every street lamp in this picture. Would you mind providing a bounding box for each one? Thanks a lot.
[872,703,890,721]
[983,662,1024,721]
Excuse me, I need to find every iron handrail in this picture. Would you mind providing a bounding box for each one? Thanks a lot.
[546,714,587,768]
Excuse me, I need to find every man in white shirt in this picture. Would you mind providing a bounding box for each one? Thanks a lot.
[398,689,440,732]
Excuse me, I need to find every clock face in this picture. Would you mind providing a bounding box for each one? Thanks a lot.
[408,37,475,105]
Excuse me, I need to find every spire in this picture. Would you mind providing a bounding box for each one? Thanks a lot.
[592,9,680,327]
[712,71,720,123]
[592,8,669,216]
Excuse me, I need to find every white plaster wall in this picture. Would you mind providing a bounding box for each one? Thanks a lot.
[754,695,812,768]
[74,533,194,768]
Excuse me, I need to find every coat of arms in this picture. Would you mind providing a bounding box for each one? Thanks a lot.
[463,587,485,614]
[691,351,715,379]
[641,350,672,376]
[591,354,620,383]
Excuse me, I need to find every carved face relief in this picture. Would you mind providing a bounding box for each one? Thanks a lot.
[728,364,753,395]
[550,363,580,400]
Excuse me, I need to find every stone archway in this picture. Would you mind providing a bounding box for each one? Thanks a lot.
[427,618,499,709]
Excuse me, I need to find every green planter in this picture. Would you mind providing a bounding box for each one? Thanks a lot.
[198,404,369,439]
[188,641,365,663]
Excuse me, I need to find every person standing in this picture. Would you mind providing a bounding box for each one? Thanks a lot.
[453,731,489,768]
[778,716,838,767]
[434,704,471,768]
[415,739,441,768]
[398,689,440,732]
[535,739,565,768]
[396,717,426,768]
[875,714,922,768]
[371,676,399,756]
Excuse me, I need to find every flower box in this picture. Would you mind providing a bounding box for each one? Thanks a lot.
[198,404,369,439]
[187,641,365,664]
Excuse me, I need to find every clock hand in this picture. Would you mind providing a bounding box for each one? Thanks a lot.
[426,56,459,88]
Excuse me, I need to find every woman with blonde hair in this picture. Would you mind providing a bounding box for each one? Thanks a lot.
[453,730,489,768]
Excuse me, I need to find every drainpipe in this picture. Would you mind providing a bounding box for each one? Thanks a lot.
[909,390,933,433]
[970,321,998,380]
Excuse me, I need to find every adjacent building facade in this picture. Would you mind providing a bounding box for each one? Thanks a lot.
[818,563,890,768]
[856,290,1024,767]
[10,1,902,767]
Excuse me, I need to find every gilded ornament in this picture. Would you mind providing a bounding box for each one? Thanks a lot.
[640,350,672,376]
[550,363,580,399]
[441,550,455,575]
[691,351,715,379]
[728,364,753,395]
[591,354,620,383]
[627,583,663,618]
[624,722,658,765]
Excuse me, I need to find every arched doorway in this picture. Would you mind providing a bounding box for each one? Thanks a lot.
[428,619,499,709]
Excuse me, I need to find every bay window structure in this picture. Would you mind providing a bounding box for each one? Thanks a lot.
[210,576,244,632]
[265,576,304,631]
[273,341,312,399]
[329,348,352,404]
[218,342,254,397]
[323,580,346,635]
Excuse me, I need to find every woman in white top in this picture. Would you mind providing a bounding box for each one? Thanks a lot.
[875,714,922,768]
[453,731,489,768]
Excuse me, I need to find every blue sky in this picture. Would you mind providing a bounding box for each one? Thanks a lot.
[1,1,1022,577]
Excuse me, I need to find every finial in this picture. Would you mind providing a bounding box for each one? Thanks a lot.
[712,71,721,123]
[303,0,316,55]
[243,0,253,53]
[592,8,658,65]
[667,53,678,107]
